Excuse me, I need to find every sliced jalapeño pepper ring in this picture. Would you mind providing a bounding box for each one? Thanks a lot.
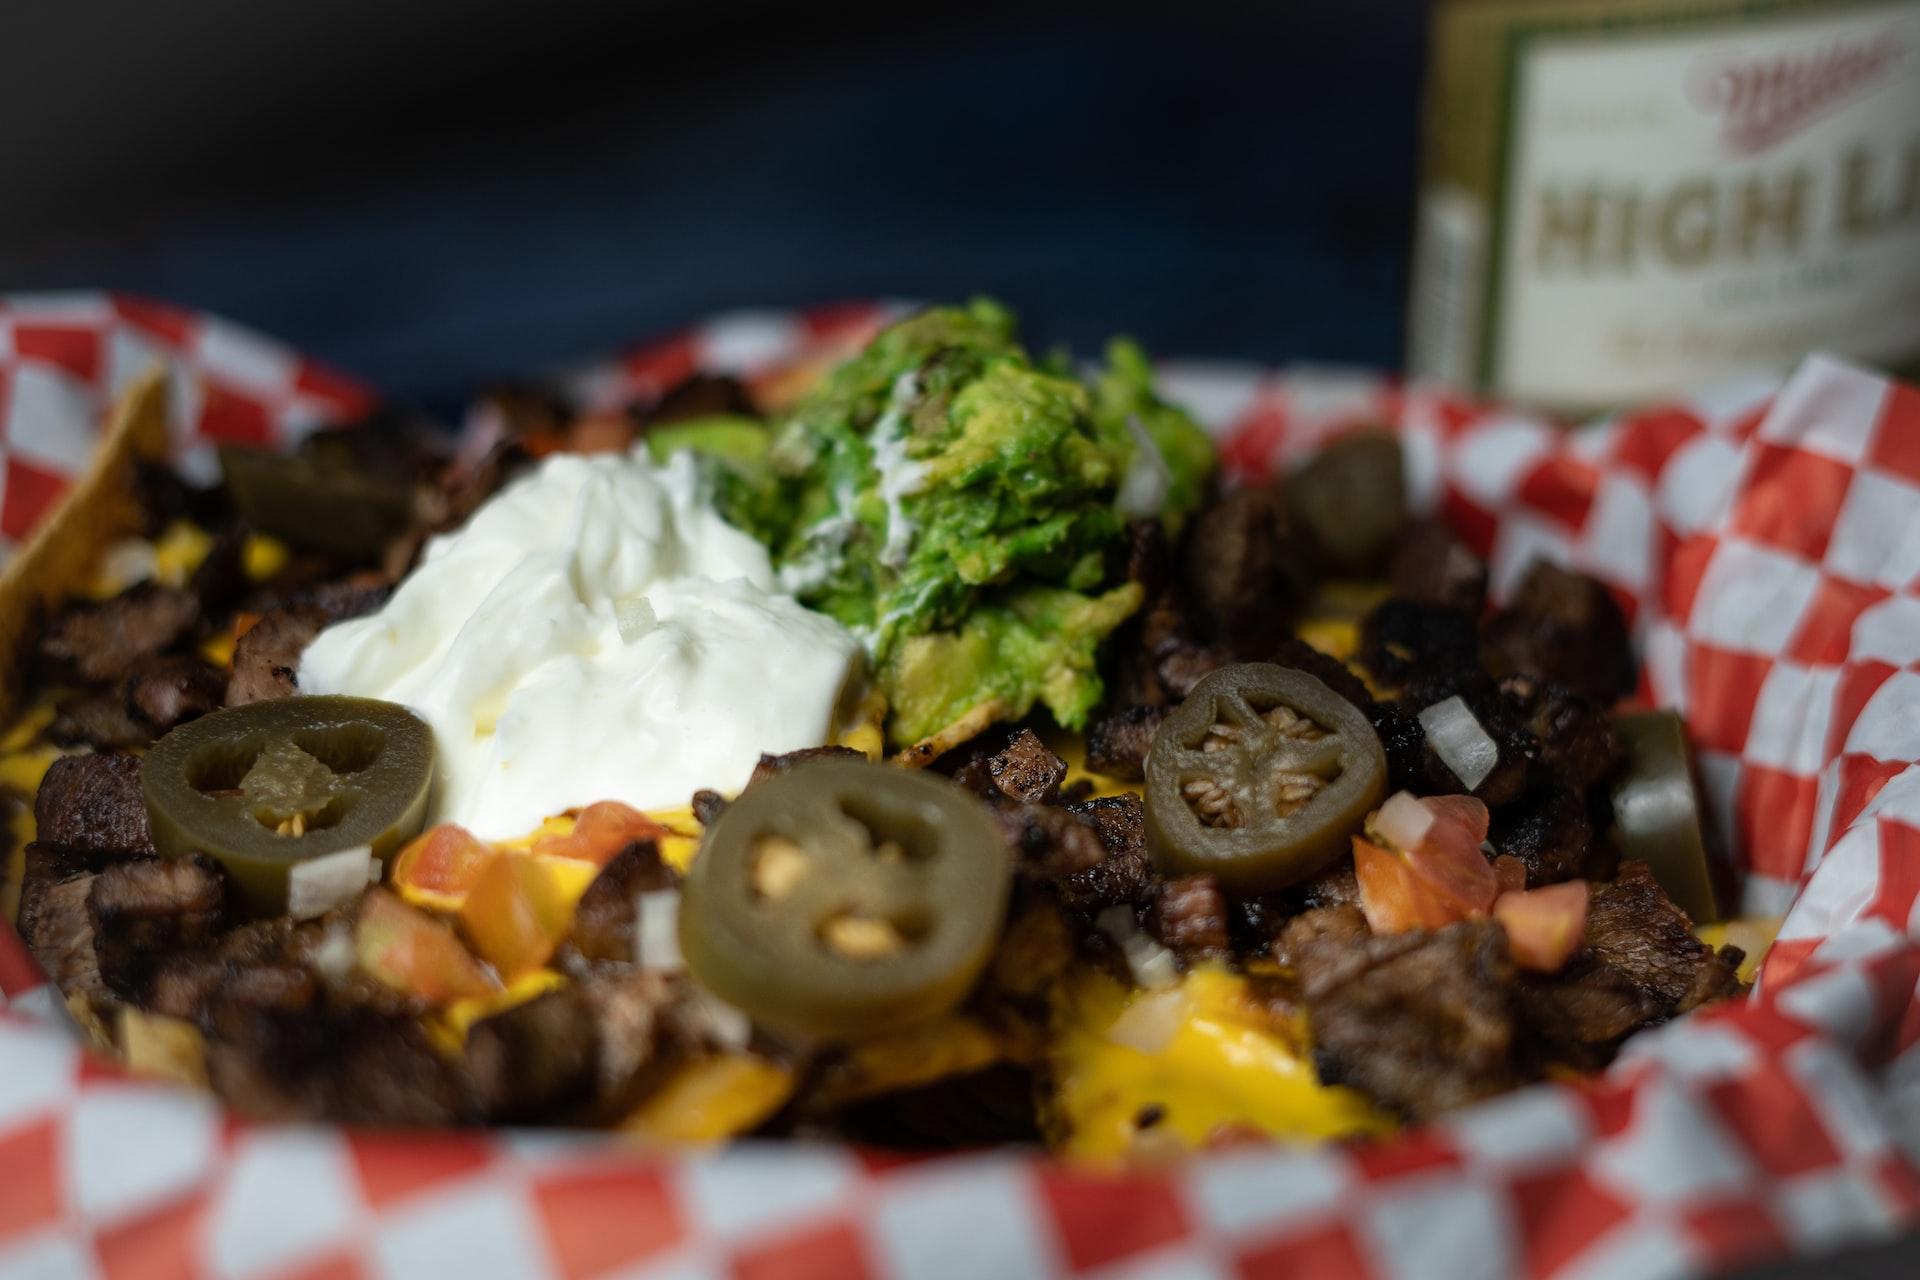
[678,759,1011,1042]
[1144,663,1387,893]
[218,444,414,561]
[142,695,434,914]
[1611,709,1720,924]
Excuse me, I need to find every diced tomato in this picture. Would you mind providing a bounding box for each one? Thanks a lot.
[355,887,498,1003]
[458,853,582,978]
[1354,836,1460,933]
[1493,855,1529,895]
[391,824,498,910]
[532,800,667,867]
[1354,792,1500,935]
[1421,793,1491,849]
[1493,881,1590,972]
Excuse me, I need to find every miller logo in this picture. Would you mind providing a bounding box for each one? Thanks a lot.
[1690,27,1907,154]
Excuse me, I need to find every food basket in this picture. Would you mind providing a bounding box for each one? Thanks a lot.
[0,292,1916,1280]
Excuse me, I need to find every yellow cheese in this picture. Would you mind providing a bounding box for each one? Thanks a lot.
[118,1007,209,1087]
[621,1055,796,1143]
[1697,917,1781,985]
[243,533,291,582]
[806,1014,1007,1108]
[1047,963,1393,1161]
[434,968,567,1048]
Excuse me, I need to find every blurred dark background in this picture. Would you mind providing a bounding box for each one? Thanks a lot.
[4,1,1428,409]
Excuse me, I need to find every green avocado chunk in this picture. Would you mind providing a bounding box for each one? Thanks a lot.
[709,299,1215,746]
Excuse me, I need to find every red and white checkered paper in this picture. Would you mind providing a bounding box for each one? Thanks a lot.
[2,293,1918,1280]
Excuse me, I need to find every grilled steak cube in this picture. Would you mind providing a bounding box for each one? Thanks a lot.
[88,856,227,999]
[1083,705,1168,782]
[569,840,678,967]
[39,582,199,684]
[34,753,155,858]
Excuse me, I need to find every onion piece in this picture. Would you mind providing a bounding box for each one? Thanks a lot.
[635,888,683,972]
[686,988,753,1052]
[311,920,356,982]
[1096,905,1182,991]
[1419,696,1499,792]
[1372,790,1436,853]
[615,595,657,643]
[1105,988,1191,1054]
[286,845,376,920]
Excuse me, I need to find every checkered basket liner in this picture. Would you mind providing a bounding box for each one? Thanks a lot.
[0,293,1917,1279]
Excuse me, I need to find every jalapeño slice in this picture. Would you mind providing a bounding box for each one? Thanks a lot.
[1144,663,1386,893]
[143,695,434,914]
[1286,430,1406,575]
[678,760,1011,1042]
[1611,710,1720,924]
[219,444,413,561]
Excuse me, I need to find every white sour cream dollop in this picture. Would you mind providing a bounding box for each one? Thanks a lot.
[299,449,862,839]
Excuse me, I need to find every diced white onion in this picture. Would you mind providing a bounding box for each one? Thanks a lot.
[98,538,159,593]
[285,845,375,920]
[1105,989,1190,1054]
[1096,905,1182,991]
[615,595,657,643]
[1374,790,1436,851]
[1116,415,1174,517]
[1419,695,1500,792]
[635,888,683,972]
[311,920,356,982]
[687,988,753,1051]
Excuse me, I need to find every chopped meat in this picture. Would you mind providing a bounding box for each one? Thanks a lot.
[690,788,729,825]
[580,968,681,1111]
[88,856,226,999]
[34,753,155,857]
[1288,908,1521,1119]
[466,988,598,1122]
[1585,861,1743,1014]
[299,574,393,623]
[641,373,755,425]
[1368,701,1430,797]
[17,867,104,999]
[226,604,325,705]
[125,655,226,731]
[186,523,251,617]
[749,745,863,786]
[828,1063,1040,1148]
[1482,562,1636,705]
[147,917,331,1026]
[569,840,678,967]
[1271,900,1370,969]
[1502,677,1622,793]
[1514,958,1662,1072]
[206,1001,477,1126]
[1294,861,1362,911]
[1181,483,1312,654]
[1359,598,1481,688]
[981,728,1067,805]
[994,804,1105,883]
[48,693,149,750]
[1267,637,1375,714]
[1493,785,1607,886]
[1153,639,1232,701]
[1389,519,1488,615]
[1055,795,1155,913]
[1084,705,1169,781]
[1147,875,1230,961]
[38,583,199,684]
[1124,518,1173,599]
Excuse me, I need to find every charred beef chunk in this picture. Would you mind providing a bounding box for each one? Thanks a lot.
[48,694,149,750]
[467,987,599,1122]
[226,604,326,705]
[748,745,864,786]
[1267,637,1375,713]
[1389,519,1488,615]
[1084,705,1168,782]
[1181,484,1312,654]
[35,753,155,857]
[1124,518,1173,599]
[1493,784,1607,886]
[1286,907,1521,1118]
[829,1063,1041,1149]
[641,373,756,425]
[1153,638,1233,701]
[1270,898,1370,969]
[207,1001,478,1126]
[1514,958,1662,1072]
[1502,677,1622,793]
[1482,562,1636,705]
[186,523,251,617]
[17,866,104,999]
[994,803,1105,884]
[125,655,226,731]
[569,840,678,967]
[1147,875,1230,961]
[1054,794,1156,913]
[1359,598,1481,689]
[147,916,331,1026]
[690,788,728,825]
[1585,861,1744,1014]
[580,968,680,1109]
[1368,701,1429,797]
[979,729,1067,805]
[39,583,199,684]
[88,856,226,999]
[300,574,394,623]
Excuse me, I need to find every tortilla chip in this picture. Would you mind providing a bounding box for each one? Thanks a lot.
[0,368,171,723]
[891,697,1009,769]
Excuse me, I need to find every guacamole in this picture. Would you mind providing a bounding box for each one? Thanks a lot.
[697,299,1214,745]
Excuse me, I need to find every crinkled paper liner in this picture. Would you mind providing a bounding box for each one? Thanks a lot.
[0,293,1916,1280]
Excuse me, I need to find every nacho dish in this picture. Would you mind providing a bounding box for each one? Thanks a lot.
[2,300,1764,1159]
